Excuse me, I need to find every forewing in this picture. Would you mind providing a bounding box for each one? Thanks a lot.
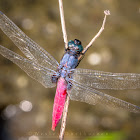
[0,45,56,88]
[0,11,59,70]
[72,68,140,90]
[69,79,140,113]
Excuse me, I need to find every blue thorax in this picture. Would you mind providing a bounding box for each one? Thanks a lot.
[59,39,83,78]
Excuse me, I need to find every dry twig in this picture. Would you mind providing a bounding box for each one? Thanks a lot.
[58,0,68,49]
[58,0,69,140]
[58,0,110,139]
[59,95,70,140]
[78,10,110,60]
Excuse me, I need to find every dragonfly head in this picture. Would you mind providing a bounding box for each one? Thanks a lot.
[68,39,83,53]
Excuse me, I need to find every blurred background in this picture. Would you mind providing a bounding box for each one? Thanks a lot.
[0,0,140,140]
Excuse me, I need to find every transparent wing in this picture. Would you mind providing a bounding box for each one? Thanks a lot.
[0,45,56,88]
[0,11,59,70]
[72,68,140,90]
[69,79,140,113]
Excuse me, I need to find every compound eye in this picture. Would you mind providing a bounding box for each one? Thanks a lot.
[68,40,74,48]
[74,39,81,45]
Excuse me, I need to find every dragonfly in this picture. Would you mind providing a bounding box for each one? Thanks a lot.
[0,11,140,132]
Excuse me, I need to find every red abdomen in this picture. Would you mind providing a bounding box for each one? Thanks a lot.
[52,77,67,131]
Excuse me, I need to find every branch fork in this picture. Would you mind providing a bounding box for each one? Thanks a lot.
[58,0,110,139]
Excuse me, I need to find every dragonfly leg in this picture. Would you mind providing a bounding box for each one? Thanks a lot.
[67,81,72,90]
[51,73,60,83]
[51,76,58,83]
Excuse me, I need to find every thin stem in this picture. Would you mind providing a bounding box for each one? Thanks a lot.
[59,95,70,140]
[58,0,69,139]
[58,0,68,49]
[78,10,110,60]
